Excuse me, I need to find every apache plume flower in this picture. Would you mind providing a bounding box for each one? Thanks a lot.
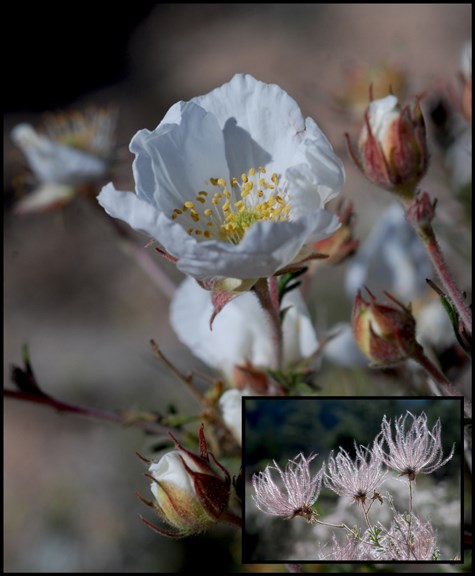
[320,533,372,561]
[377,512,439,560]
[375,411,455,481]
[346,94,428,199]
[323,443,387,505]
[252,453,324,523]
[98,73,344,291]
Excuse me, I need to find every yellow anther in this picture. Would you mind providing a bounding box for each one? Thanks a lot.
[173,208,183,215]
[204,208,213,217]
[184,201,195,209]
[171,214,177,220]
[210,177,219,186]
[212,198,219,206]
[276,195,284,205]
[223,200,231,212]
[195,230,203,235]
[259,166,266,173]
[259,178,266,187]
[204,230,211,238]
[231,177,238,187]
[214,193,222,199]
[234,200,244,210]
[217,178,226,187]
[198,190,208,196]
[271,173,279,184]
[249,168,256,176]
[257,189,264,198]
[241,173,248,183]
[223,189,231,199]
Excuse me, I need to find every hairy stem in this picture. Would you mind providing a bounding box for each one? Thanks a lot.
[252,278,283,370]
[423,236,472,336]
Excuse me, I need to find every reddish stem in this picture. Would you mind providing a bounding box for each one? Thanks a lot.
[4,389,181,437]
[252,278,283,370]
[424,237,472,336]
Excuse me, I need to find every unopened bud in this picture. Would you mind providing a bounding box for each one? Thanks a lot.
[144,426,230,536]
[352,288,422,366]
[347,95,429,199]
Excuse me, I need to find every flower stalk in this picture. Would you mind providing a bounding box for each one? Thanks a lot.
[252,278,283,370]
[405,191,472,338]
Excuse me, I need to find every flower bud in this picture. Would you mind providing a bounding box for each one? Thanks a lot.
[352,288,422,366]
[143,427,230,536]
[347,95,429,198]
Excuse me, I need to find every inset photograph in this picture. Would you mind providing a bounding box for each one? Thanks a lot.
[243,397,463,563]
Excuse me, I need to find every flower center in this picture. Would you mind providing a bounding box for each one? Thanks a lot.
[171,166,291,244]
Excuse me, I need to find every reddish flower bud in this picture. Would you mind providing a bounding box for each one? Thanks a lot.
[352,288,423,366]
[347,95,429,199]
[141,426,231,537]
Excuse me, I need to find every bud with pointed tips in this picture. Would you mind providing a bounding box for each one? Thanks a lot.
[347,95,429,199]
[141,426,231,537]
[352,288,422,366]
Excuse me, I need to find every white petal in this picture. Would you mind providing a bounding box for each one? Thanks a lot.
[281,289,319,365]
[149,451,196,495]
[11,123,107,184]
[218,390,243,445]
[130,101,230,214]
[194,73,306,176]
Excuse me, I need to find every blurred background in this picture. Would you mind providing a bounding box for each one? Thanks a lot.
[4,3,471,573]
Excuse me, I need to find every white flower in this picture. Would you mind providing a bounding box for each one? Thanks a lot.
[345,204,432,302]
[11,108,116,213]
[170,276,318,381]
[98,74,344,286]
[218,389,243,445]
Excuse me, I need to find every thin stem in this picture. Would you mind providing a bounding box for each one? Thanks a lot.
[406,480,414,558]
[4,388,182,438]
[360,501,374,531]
[413,348,472,417]
[423,236,472,336]
[252,278,283,370]
[314,518,355,536]
[150,339,204,404]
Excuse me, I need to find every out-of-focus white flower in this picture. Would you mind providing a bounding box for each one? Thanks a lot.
[98,73,344,289]
[460,40,472,82]
[11,108,116,214]
[322,323,368,368]
[218,389,243,445]
[346,204,431,302]
[170,276,318,382]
